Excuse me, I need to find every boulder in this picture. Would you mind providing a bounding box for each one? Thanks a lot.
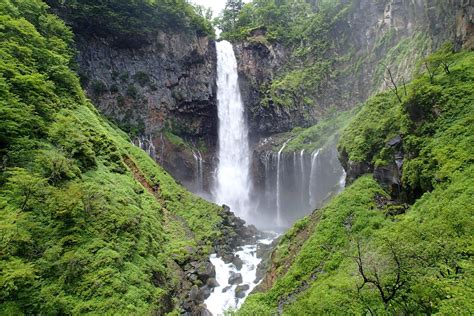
[235,284,250,299]
[206,278,220,288]
[197,261,216,282]
[232,255,243,270]
[188,285,199,301]
[228,272,243,285]
[197,285,211,302]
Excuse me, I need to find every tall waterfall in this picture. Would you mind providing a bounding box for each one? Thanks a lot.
[214,40,251,218]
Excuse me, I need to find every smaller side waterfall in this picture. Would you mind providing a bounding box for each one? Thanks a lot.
[300,149,306,204]
[255,142,346,229]
[192,149,204,192]
[309,149,321,207]
[134,135,157,161]
[276,139,292,227]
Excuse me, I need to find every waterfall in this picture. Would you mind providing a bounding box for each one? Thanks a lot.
[134,135,157,161]
[276,139,292,227]
[214,40,251,218]
[308,149,321,207]
[300,149,305,204]
[192,149,204,192]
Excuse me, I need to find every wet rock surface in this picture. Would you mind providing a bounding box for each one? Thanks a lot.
[228,272,243,285]
[214,205,261,265]
[235,284,250,299]
[179,205,265,315]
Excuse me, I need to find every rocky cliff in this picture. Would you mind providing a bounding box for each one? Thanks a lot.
[234,0,467,136]
[76,31,218,191]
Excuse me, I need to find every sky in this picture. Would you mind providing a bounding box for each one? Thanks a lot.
[191,0,251,18]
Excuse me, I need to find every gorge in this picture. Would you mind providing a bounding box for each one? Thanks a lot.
[0,0,473,315]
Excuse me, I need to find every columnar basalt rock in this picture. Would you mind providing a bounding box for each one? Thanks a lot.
[75,32,218,191]
[77,32,217,137]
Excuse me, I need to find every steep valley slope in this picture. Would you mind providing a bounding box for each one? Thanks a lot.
[0,1,253,314]
[240,40,473,315]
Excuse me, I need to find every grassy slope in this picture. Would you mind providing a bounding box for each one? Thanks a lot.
[240,49,474,314]
[0,1,221,314]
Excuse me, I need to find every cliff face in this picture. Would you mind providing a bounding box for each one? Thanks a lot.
[455,0,474,50]
[78,32,217,137]
[234,38,309,135]
[76,32,218,189]
[234,0,465,136]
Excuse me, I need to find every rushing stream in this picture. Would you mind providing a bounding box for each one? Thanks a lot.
[206,238,273,315]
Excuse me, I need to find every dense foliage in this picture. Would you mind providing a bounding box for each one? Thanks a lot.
[240,48,474,314]
[219,0,351,111]
[218,0,447,127]
[0,1,222,313]
[46,0,214,47]
[339,46,473,196]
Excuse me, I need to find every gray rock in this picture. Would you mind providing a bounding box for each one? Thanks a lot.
[235,284,250,299]
[197,285,211,302]
[387,135,402,148]
[189,285,199,301]
[197,261,216,282]
[228,272,243,285]
[195,304,212,316]
[232,255,243,270]
[206,277,220,288]
[222,286,232,293]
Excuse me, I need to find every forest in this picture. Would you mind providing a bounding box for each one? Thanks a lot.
[0,0,472,314]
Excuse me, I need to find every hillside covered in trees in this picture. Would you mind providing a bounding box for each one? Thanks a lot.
[0,1,226,314]
[0,0,472,315]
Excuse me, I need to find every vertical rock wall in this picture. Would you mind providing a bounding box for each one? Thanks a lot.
[76,32,218,191]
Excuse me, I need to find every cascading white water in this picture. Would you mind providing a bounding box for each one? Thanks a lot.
[214,40,251,218]
[300,149,305,204]
[192,149,204,192]
[276,139,292,227]
[308,149,321,207]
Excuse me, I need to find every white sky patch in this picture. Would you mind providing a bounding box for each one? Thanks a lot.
[191,0,251,18]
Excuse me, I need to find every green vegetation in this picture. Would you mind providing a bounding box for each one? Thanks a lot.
[218,0,342,44]
[220,0,351,111]
[219,0,445,118]
[0,1,223,313]
[46,0,214,47]
[339,46,473,194]
[240,48,474,314]
[283,108,355,153]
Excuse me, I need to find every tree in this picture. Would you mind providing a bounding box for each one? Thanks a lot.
[354,239,408,310]
[218,0,244,33]
[4,168,47,211]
